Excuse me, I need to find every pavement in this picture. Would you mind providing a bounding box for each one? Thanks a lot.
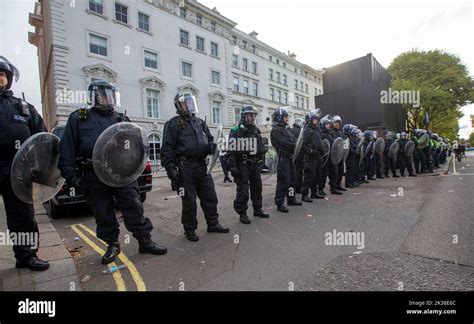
[1,154,472,291]
[0,203,81,291]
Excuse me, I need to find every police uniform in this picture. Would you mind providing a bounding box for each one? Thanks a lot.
[58,108,155,245]
[300,123,323,200]
[333,127,346,189]
[289,123,304,193]
[397,136,416,177]
[319,126,340,193]
[0,89,47,263]
[161,114,222,235]
[383,138,398,177]
[271,123,300,208]
[227,122,268,220]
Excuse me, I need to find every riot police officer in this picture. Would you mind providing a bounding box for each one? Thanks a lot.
[300,109,323,203]
[383,131,399,178]
[363,130,376,181]
[271,107,302,213]
[0,56,50,271]
[59,80,167,264]
[161,92,229,241]
[290,118,304,194]
[413,129,428,173]
[227,105,269,224]
[319,115,342,195]
[397,132,417,177]
[343,124,357,188]
[373,131,384,179]
[332,115,347,191]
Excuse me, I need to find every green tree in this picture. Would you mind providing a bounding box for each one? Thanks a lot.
[469,132,474,147]
[387,49,474,140]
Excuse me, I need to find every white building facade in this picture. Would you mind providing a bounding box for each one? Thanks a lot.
[28,0,323,160]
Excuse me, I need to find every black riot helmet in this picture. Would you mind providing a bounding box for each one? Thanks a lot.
[174,92,198,116]
[273,107,290,125]
[88,79,120,111]
[0,56,20,92]
[240,105,258,126]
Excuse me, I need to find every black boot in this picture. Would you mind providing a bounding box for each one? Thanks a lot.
[318,189,327,196]
[102,242,121,265]
[287,198,302,206]
[207,223,230,233]
[409,173,418,177]
[253,208,269,218]
[336,185,347,191]
[345,183,355,189]
[330,188,343,195]
[16,256,50,271]
[385,174,390,178]
[277,204,289,213]
[239,212,251,224]
[393,174,400,178]
[302,195,313,203]
[138,238,168,255]
[311,191,325,199]
[185,230,199,242]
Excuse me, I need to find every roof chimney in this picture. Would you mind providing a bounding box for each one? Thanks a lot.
[249,31,258,38]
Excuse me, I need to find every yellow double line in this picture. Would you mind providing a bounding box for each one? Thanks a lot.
[70,224,147,291]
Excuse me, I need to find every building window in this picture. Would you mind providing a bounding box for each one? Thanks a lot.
[89,34,108,57]
[180,7,186,18]
[148,134,161,164]
[234,107,241,123]
[251,45,256,54]
[138,12,150,32]
[181,61,192,79]
[301,97,304,108]
[242,40,247,49]
[144,50,158,70]
[283,92,288,104]
[253,82,258,97]
[196,14,202,25]
[270,88,274,101]
[300,81,304,91]
[211,21,216,32]
[305,84,309,93]
[211,42,219,57]
[180,29,189,46]
[89,0,103,14]
[115,2,128,24]
[277,90,281,103]
[294,79,298,90]
[306,98,309,109]
[146,89,160,118]
[196,36,205,52]
[242,58,248,71]
[212,101,221,124]
[211,70,220,86]
[269,55,273,62]
[252,61,257,74]
[243,80,249,94]
[232,35,237,45]
[276,72,281,83]
[232,54,238,68]
[233,77,239,92]
[269,68,273,81]
[283,62,286,68]
[283,74,287,86]
[276,58,280,65]
[295,95,299,107]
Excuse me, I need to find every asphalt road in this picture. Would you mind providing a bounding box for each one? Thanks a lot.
[52,153,474,291]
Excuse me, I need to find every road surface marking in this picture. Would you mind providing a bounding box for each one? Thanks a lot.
[78,223,147,291]
[70,224,126,291]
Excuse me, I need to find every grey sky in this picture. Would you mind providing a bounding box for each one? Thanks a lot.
[1,0,473,137]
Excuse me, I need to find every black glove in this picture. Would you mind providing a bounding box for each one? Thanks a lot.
[230,167,240,179]
[166,167,180,183]
[208,143,217,155]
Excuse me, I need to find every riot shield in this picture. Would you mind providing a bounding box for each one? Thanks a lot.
[405,141,416,156]
[321,139,331,167]
[417,134,429,149]
[330,137,344,165]
[207,124,224,174]
[342,138,350,162]
[388,142,400,159]
[374,137,385,156]
[293,122,306,162]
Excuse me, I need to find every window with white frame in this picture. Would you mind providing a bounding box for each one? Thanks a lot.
[89,33,108,57]
[211,21,216,32]
[300,81,304,91]
[89,0,103,14]
[180,7,186,18]
[115,2,128,23]
[146,89,160,118]
[283,74,287,85]
[242,58,248,71]
[294,79,298,90]
[180,29,189,46]
[233,77,239,92]
[196,36,205,52]
[243,80,249,94]
[196,15,202,25]
[148,134,161,162]
[211,42,218,57]
[211,70,220,86]
[232,54,238,67]
[277,90,281,103]
[305,84,309,93]
[276,72,281,84]
[252,61,257,74]
[253,82,258,97]
[144,50,158,70]
[234,107,241,123]
[295,95,299,107]
[269,68,273,80]
[306,98,309,109]
[251,45,256,54]
[270,88,274,101]
[181,61,192,79]
[283,92,288,104]
[212,101,221,124]
[138,12,150,31]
